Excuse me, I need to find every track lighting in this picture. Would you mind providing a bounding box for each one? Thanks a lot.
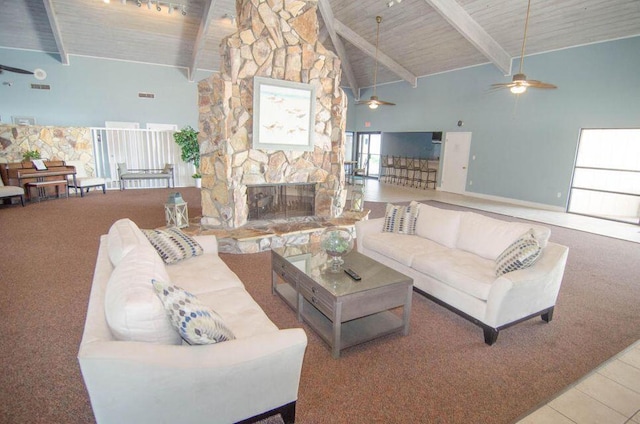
[113,0,186,15]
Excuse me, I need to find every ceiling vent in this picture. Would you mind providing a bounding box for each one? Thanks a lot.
[30,83,51,90]
[138,92,155,99]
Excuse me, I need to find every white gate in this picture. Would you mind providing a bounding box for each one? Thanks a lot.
[91,128,195,189]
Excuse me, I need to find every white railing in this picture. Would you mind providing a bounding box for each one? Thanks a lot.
[91,128,196,189]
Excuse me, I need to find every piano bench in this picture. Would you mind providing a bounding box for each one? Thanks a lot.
[26,180,69,202]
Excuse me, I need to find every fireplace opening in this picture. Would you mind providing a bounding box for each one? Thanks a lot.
[247,183,316,221]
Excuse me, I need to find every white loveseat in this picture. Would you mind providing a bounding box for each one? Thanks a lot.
[78,219,307,424]
[356,203,569,344]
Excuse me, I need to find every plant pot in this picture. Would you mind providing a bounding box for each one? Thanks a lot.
[194,178,201,188]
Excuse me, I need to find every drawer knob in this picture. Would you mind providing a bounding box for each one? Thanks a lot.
[311,296,317,304]
[311,287,317,294]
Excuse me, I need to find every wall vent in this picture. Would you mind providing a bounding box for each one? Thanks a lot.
[30,84,51,90]
[138,92,155,99]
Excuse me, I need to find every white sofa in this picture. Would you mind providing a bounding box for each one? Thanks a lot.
[78,219,307,424]
[356,203,569,345]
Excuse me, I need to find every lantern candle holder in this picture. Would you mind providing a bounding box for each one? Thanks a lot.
[164,192,189,229]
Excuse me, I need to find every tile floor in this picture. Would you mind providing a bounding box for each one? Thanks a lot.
[357,180,640,424]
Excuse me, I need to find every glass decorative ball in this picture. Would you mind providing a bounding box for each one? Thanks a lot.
[321,227,354,273]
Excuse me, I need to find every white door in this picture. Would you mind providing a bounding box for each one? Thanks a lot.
[440,132,471,194]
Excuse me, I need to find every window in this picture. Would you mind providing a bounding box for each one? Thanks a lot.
[568,129,640,224]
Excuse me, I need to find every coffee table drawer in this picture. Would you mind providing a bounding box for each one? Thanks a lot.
[272,253,299,285]
[298,282,334,317]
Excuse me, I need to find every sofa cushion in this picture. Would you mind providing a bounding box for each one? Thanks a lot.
[456,212,539,261]
[411,249,497,301]
[104,245,181,345]
[196,287,279,339]
[415,203,462,248]
[143,227,203,264]
[363,232,447,267]
[166,254,245,295]
[152,279,235,345]
[107,218,151,266]
[495,230,542,276]
[383,202,419,235]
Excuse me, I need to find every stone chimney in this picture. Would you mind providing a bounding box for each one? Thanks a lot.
[198,0,347,229]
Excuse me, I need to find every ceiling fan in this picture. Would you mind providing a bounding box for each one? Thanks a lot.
[356,16,395,109]
[491,0,557,94]
[0,64,34,76]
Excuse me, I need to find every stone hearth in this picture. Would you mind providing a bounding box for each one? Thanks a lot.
[198,0,347,230]
[184,209,369,254]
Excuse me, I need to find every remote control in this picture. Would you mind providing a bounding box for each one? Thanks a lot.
[344,268,361,281]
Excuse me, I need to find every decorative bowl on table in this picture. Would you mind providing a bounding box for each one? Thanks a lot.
[321,227,354,273]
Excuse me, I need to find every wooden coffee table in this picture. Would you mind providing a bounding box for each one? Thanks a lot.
[272,243,413,358]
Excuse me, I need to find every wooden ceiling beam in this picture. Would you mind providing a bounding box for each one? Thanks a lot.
[333,19,417,88]
[424,0,512,75]
[189,0,217,82]
[317,0,361,100]
[43,0,69,65]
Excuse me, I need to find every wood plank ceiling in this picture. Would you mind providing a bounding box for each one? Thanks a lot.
[1,0,639,99]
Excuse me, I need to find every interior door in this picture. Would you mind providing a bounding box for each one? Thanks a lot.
[440,132,471,194]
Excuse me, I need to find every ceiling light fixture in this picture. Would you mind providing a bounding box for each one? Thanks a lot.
[115,0,187,15]
[491,0,556,94]
[224,14,236,25]
[355,16,396,109]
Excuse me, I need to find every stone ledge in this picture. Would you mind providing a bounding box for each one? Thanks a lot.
[182,210,370,254]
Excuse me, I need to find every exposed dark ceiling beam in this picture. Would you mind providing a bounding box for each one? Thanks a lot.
[189,0,217,81]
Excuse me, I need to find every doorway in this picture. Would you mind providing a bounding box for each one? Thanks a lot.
[440,132,471,194]
[568,129,640,224]
[356,132,382,178]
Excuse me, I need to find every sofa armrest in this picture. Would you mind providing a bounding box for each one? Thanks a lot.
[355,217,384,252]
[78,328,307,424]
[485,242,569,328]
[191,234,218,255]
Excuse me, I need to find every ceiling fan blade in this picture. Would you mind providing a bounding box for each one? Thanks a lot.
[376,99,396,106]
[526,80,557,89]
[0,64,34,75]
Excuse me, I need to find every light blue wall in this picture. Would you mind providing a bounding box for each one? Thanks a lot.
[346,36,640,208]
[0,48,212,128]
[382,132,436,158]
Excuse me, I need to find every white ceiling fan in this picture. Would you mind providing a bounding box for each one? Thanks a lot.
[491,0,557,94]
[356,16,395,109]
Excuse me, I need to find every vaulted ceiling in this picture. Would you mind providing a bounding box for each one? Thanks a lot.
[1,0,639,99]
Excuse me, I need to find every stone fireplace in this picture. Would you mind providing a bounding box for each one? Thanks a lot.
[197,0,347,229]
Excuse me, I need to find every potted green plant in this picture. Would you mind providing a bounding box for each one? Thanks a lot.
[22,150,41,161]
[173,126,201,187]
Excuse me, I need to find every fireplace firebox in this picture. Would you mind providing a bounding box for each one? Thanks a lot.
[247,183,316,221]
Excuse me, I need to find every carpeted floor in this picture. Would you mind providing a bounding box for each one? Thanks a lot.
[1,189,639,423]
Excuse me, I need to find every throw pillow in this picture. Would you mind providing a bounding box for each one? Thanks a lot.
[152,279,236,345]
[143,227,203,264]
[495,230,542,276]
[382,201,420,235]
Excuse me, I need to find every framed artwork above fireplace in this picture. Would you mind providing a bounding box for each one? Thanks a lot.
[252,77,316,152]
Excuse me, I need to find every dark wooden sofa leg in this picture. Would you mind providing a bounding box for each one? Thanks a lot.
[541,306,554,323]
[483,327,499,345]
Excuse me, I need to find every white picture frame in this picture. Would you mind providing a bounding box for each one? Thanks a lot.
[252,77,316,152]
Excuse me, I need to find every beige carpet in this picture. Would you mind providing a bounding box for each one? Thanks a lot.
[1,188,639,423]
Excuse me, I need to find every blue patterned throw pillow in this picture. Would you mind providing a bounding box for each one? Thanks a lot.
[152,279,235,345]
[382,202,419,235]
[143,227,203,264]
[495,230,542,276]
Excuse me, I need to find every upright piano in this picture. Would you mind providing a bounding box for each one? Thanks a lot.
[1,161,77,200]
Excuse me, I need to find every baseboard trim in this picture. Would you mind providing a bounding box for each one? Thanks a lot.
[435,188,566,213]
